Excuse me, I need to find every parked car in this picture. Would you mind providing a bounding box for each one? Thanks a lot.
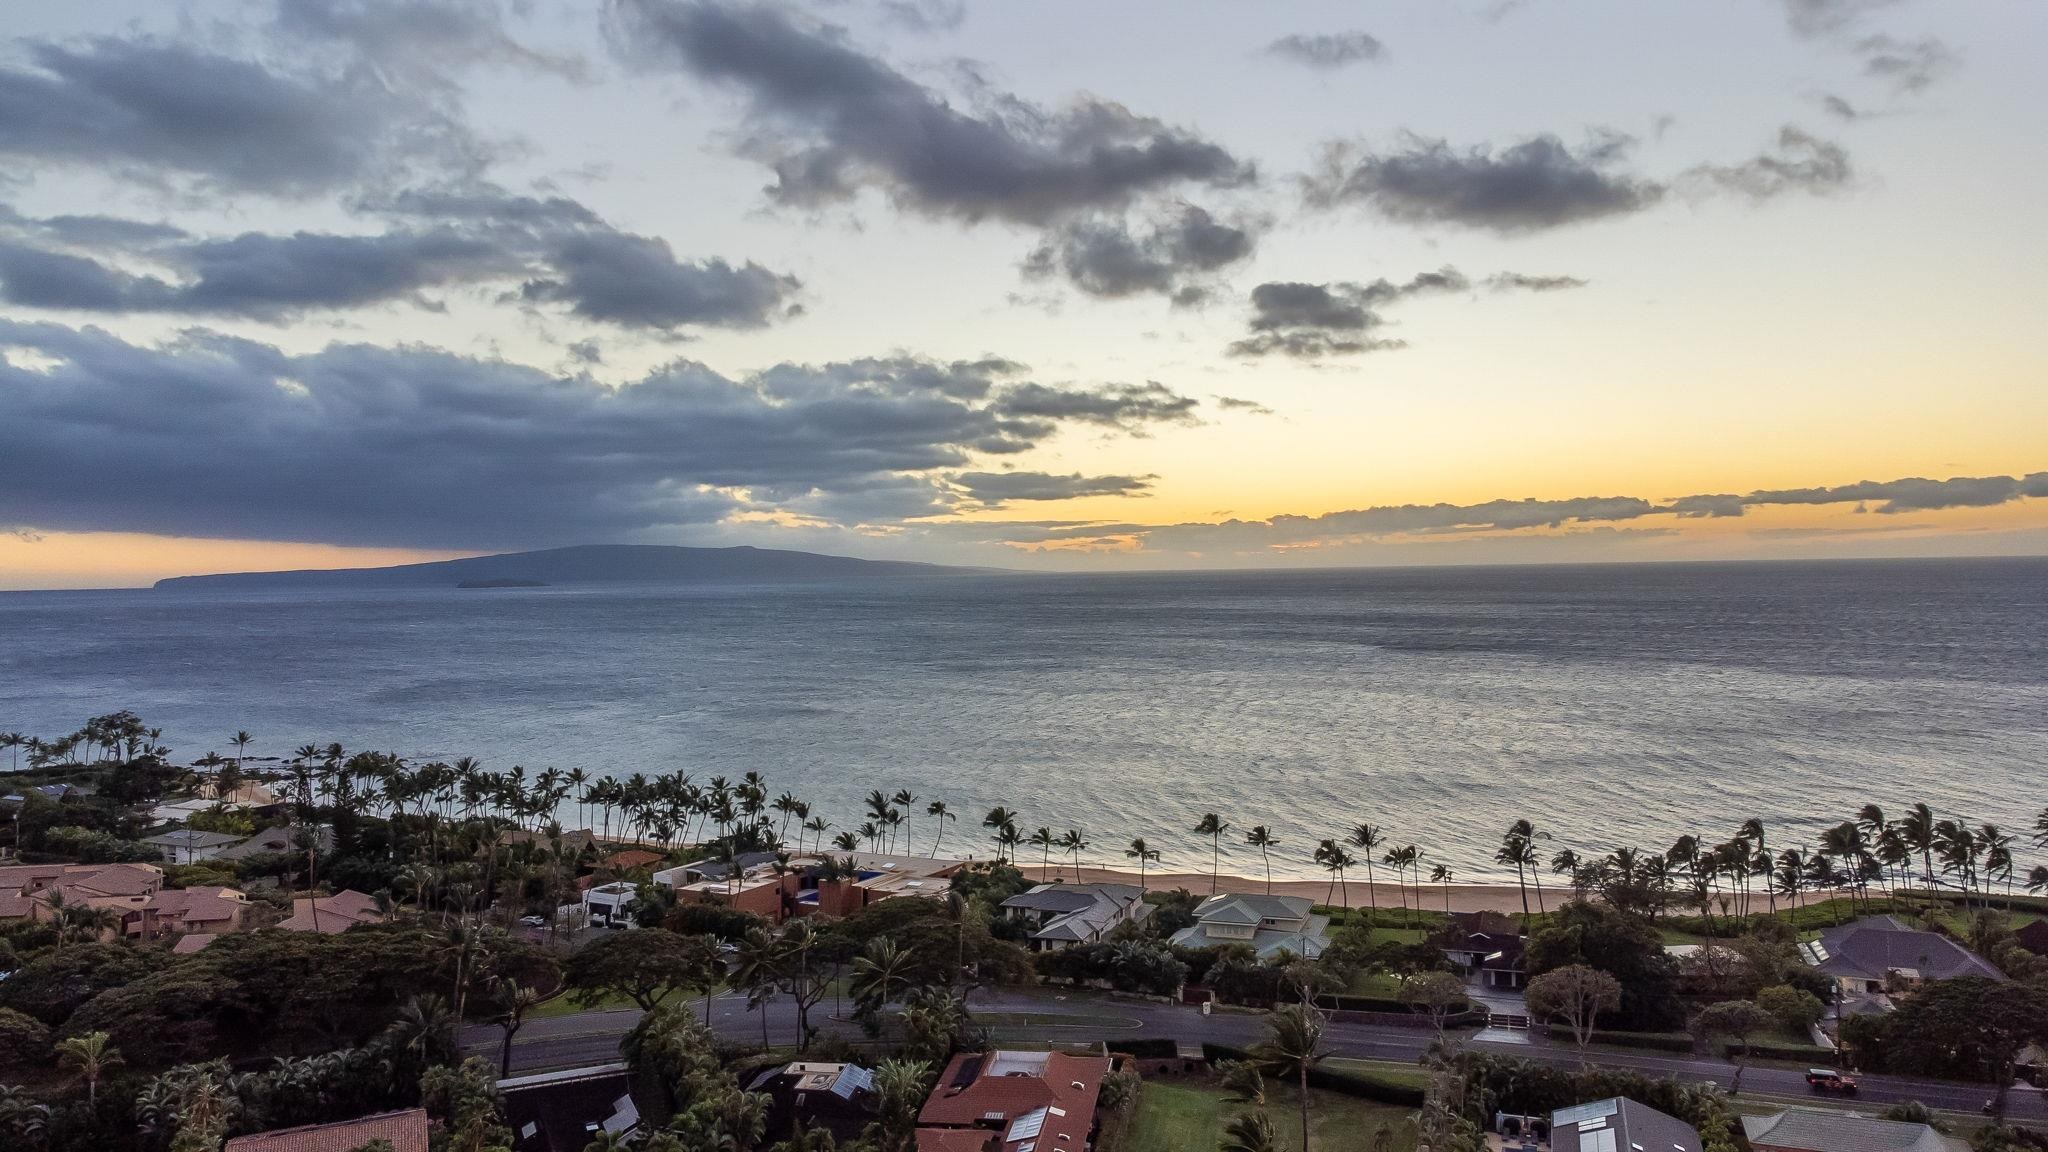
[1806,1068,1859,1096]
[518,914,547,927]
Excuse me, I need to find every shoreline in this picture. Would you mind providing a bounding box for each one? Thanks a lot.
[1017,863,1540,917]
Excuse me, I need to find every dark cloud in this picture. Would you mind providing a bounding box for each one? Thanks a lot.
[1485,272,1587,292]
[0,321,1202,547]
[993,380,1200,431]
[1265,31,1385,69]
[949,471,1153,506]
[1021,206,1256,302]
[1304,131,1664,233]
[614,0,1253,225]
[1666,494,1746,519]
[521,232,799,329]
[1820,94,1873,122]
[1684,126,1852,199]
[0,190,801,331]
[1781,0,1902,38]
[1745,474,2034,514]
[0,37,480,196]
[1228,269,1472,359]
[1213,395,1275,416]
[1854,34,1957,94]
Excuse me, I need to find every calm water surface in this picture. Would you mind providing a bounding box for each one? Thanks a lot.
[2,558,2042,881]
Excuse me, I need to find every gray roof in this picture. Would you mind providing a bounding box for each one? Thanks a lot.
[1742,1110,1965,1152]
[1005,883,1147,944]
[1170,913,1331,960]
[1193,892,1314,924]
[215,825,334,860]
[1805,916,2004,983]
[1002,887,1100,913]
[688,851,779,881]
[1555,1098,1701,1152]
[143,829,246,849]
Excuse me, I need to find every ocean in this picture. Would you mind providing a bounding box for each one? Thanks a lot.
[2,557,2043,883]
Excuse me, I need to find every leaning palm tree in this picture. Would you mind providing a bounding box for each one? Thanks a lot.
[1431,862,1456,915]
[1125,837,1161,890]
[926,800,955,856]
[1220,1109,1281,1152]
[983,807,1021,862]
[1195,813,1230,895]
[1898,802,1937,892]
[1252,1003,1326,1152]
[1348,823,1383,915]
[1060,828,1089,878]
[1245,826,1280,895]
[57,1031,121,1104]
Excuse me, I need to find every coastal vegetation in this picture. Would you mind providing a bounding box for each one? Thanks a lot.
[3,710,2047,1151]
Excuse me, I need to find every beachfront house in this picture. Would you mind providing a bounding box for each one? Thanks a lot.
[1000,883,1150,951]
[141,828,245,865]
[1169,892,1330,960]
[1442,912,1530,989]
[1801,915,2003,1016]
[1743,1110,1966,1152]
[214,824,334,862]
[1552,1098,1702,1152]
[915,1049,1111,1152]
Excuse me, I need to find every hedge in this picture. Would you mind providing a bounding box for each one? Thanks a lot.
[1107,1037,1182,1059]
[1313,993,1474,1015]
[1586,1030,1696,1053]
[1723,1041,1838,1062]
[1200,1044,1428,1107]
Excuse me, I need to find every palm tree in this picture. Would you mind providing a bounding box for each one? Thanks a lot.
[1898,802,1937,892]
[1313,840,1355,909]
[850,938,916,1016]
[231,730,253,767]
[0,732,24,771]
[1220,1110,1280,1152]
[1195,813,1230,895]
[1385,844,1419,927]
[1030,827,1059,879]
[1348,823,1383,915]
[733,928,784,1049]
[983,807,1020,862]
[1253,1003,1326,1152]
[804,815,832,855]
[1431,862,1456,915]
[57,1031,121,1104]
[1060,828,1089,878]
[1125,837,1161,890]
[492,977,542,1077]
[926,800,954,857]
[1245,826,1280,894]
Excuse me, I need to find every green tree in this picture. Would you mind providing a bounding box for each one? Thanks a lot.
[1756,984,1825,1035]
[563,930,718,1012]
[1524,964,1622,1066]
[56,1029,121,1103]
[1691,1000,1774,1095]
[0,1009,51,1074]
[864,1058,932,1152]
[420,1057,510,1152]
[1219,1109,1280,1152]
[1524,900,1682,1031]
[1251,1003,1326,1152]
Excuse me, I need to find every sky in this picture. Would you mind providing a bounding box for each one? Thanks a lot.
[1,0,2044,589]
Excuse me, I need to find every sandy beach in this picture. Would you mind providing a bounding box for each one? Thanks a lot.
[1018,863,1539,916]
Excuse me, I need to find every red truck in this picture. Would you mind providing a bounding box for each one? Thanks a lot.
[1806,1068,1860,1096]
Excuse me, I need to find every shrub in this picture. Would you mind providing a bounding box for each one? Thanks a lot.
[1756,985,1826,1034]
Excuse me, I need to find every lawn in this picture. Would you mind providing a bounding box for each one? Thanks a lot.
[530,990,639,1018]
[1126,1078,1417,1152]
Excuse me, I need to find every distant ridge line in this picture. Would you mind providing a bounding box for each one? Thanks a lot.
[153,543,994,591]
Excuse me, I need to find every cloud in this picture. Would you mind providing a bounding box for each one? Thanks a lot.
[874,0,966,34]
[0,190,802,331]
[1227,266,1572,359]
[949,470,1153,507]
[1213,395,1275,416]
[1683,126,1852,200]
[1854,34,1957,95]
[0,33,488,196]
[0,321,1202,547]
[993,380,1200,431]
[1304,130,1664,233]
[1021,205,1257,303]
[1745,474,2039,514]
[1780,0,1902,39]
[1265,31,1385,70]
[613,0,1253,225]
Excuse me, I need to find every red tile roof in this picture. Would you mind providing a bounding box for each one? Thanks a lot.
[918,1051,1109,1152]
[224,1108,428,1152]
[916,1129,997,1152]
[603,849,665,870]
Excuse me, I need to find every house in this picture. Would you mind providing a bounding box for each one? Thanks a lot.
[279,889,384,934]
[0,862,167,936]
[583,881,641,928]
[747,1061,878,1145]
[1553,1097,1702,1152]
[1742,1109,1967,1152]
[499,828,599,855]
[1802,915,2003,1015]
[653,851,783,889]
[2013,919,2048,956]
[149,797,248,824]
[498,1063,640,1152]
[197,780,281,807]
[224,1107,429,1152]
[801,851,968,920]
[142,886,249,939]
[599,848,666,873]
[216,824,334,861]
[1000,884,1150,951]
[142,828,246,864]
[1169,893,1329,960]
[1,783,86,808]
[916,1049,1111,1152]
[1442,914,1530,989]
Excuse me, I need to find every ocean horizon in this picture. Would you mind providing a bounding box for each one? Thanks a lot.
[4,554,2042,883]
